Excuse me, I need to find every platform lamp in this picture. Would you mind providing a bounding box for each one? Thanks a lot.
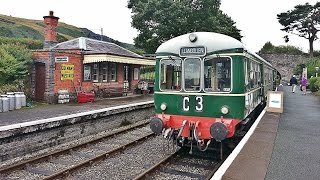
[316,66,319,77]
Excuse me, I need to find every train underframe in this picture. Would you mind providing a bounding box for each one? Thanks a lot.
[150,103,265,155]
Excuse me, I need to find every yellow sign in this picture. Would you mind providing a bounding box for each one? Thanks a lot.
[61,64,74,80]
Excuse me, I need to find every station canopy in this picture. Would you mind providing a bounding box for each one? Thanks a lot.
[52,37,155,66]
[83,54,155,66]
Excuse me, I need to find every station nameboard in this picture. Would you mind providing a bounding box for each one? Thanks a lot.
[55,56,69,63]
[61,64,74,80]
[266,91,284,113]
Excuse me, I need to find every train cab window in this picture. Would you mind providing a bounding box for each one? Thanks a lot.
[184,58,201,91]
[204,57,231,92]
[160,59,182,91]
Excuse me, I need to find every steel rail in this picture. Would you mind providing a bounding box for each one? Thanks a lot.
[43,133,155,180]
[0,120,150,174]
[133,149,181,180]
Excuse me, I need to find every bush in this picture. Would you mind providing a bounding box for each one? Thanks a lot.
[0,36,43,49]
[308,77,320,92]
[0,84,19,94]
[0,44,33,85]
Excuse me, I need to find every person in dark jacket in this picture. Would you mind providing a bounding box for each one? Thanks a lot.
[290,75,298,93]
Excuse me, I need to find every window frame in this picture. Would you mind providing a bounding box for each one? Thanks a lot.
[159,58,183,92]
[92,63,99,82]
[101,62,108,82]
[109,63,117,82]
[83,65,91,81]
[203,56,233,93]
[184,57,202,92]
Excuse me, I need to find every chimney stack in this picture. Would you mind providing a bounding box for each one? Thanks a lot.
[43,11,59,48]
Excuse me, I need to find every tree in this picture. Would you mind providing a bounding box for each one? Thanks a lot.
[128,0,241,54]
[277,2,320,57]
[259,41,304,55]
[0,44,33,85]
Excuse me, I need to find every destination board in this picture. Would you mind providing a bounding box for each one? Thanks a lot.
[180,46,206,56]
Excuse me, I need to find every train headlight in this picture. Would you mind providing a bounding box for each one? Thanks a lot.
[221,106,229,115]
[160,103,167,111]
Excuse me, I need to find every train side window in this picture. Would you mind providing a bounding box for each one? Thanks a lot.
[160,59,182,91]
[204,57,231,92]
[244,58,249,89]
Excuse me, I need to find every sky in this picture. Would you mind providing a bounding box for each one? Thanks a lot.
[0,0,319,53]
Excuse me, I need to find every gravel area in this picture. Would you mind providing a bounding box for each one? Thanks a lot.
[0,119,150,169]
[1,120,155,180]
[179,157,212,165]
[4,169,42,180]
[168,164,209,175]
[153,172,197,180]
[70,135,171,180]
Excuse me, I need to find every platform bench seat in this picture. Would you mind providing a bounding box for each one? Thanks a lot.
[104,87,128,97]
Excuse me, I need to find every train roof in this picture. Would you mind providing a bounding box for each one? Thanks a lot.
[156,32,273,67]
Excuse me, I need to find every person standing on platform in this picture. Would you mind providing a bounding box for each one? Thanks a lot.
[301,76,308,95]
[290,75,298,93]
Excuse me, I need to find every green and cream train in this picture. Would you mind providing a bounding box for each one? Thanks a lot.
[150,32,277,151]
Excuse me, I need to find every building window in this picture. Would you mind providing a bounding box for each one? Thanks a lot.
[109,63,117,81]
[101,63,108,82]
[84,65,91,81]
[134,68,139,80]
[93,64,99,82]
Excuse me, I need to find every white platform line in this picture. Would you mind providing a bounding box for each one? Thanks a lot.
[0,101,154,132]
[211,108,266,180]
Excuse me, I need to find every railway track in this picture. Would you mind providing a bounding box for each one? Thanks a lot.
[132,105,265,180]
[133,147,224,180]
[0,121,154,180]
[0,104,265,179]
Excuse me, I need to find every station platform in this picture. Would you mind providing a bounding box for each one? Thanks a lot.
[0,94,153,127]
[221,86,320,180]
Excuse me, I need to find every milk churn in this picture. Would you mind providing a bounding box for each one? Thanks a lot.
[58,89,69,104]
[14,92,22,109]
[19,92,26,107]
[58,90,64,104]
[1,95,9,112]
[6,92,15,110]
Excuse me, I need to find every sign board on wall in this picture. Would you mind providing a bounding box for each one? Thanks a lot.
[61,64,74,80]
[266,91,284,113]
[55,56,69,63]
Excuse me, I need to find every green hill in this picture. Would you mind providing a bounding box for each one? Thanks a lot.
[0,14,134,49]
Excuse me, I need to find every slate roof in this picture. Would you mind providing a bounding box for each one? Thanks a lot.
[52,37,143,58]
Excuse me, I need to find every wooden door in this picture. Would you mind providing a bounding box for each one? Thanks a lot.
[35,63,45,100]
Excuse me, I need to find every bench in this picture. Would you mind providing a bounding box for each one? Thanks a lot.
[96,87,129,98]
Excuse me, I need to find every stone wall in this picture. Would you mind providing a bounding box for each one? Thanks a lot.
[259,54,308,81]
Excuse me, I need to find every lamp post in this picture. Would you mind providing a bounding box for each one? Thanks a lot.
[316,66,319,77]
